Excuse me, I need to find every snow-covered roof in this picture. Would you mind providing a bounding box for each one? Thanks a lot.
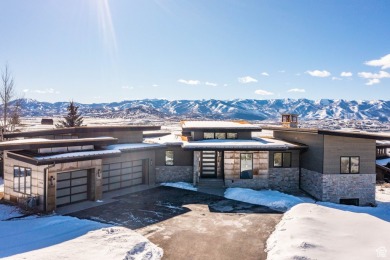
[105,143,166,152]
[377,140,390,146]
[377,158,390,166]
[181,121,261,130]
[34,150,121,162]
[144,133,184,145]
[182,138,305,150]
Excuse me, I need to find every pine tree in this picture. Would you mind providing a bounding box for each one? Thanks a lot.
[56,100,84,128]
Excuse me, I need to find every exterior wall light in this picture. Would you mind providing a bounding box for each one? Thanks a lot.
[49,176,55,186]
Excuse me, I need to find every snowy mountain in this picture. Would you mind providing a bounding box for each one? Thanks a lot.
[14,98,390,122]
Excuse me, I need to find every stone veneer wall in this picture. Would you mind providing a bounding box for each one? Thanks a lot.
[269,168,300,193]
[155,166,193,183]
[300,168,323,200]
[322,173,376,206]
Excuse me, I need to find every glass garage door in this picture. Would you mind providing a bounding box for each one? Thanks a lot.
[56,170,89,207]
[102,160,145,192]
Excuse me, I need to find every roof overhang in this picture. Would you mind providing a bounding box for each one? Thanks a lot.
[0,137,118,151]
[7,149,121,166]
[3,125,161,139]
[181,138,307,151]
[105,143,166,152]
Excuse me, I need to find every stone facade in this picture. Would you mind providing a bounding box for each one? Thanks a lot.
[269,168,299,193]
[156,166,193,183]
[301,168,323,200]
[322,173,376,206]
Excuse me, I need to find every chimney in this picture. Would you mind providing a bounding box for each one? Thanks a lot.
[282,113,298,128]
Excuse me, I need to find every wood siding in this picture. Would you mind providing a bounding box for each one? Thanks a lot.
[155,147,193,166]
[274,131,324,173]
[323,135,376,174]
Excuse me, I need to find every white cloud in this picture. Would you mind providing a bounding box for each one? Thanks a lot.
[366,79,380,86]
[23,89,29,93]
[205,81,218,87]
[278,70,286,73]
[254,89,274,95]
[358,71,390,85]
[332,77,342,81]
[121,86,134,89]
[357,71,390,79]
[306,70,331,78]
[340,72,353,77]
[152,84,159,87]
[177,79,201,85]
[32,88,60,94]
[223,84,228,87]
[261,72,269,76]
[287,88,305,93]
[365,54,390,70]
[238,76,258,84]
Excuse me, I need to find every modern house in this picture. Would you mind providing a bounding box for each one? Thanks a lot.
[1,119,390,211]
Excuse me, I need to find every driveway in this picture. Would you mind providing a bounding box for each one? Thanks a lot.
[70,186,282,260]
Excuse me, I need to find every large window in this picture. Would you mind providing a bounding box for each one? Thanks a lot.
[203,132,238,139]
[240,153,253,179]
[215,132,226,139]
[165,151,174,166]
[227,133,237,139]
[13,166,32,194]
[273,152,292,168]
[340,156,359,174]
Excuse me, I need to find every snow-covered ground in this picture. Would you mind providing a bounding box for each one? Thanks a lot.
[161,182,198,191]
[0,211,163,259]
[224,185,390,260]
[0,204,24,220]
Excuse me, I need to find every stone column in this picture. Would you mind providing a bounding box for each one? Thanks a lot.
[193,151,201,185]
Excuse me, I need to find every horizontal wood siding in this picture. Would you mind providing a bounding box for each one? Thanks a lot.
[323,135,376,174]
[155,147,193,166]
[274,131,324,173]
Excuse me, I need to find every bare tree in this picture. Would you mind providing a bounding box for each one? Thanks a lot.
[0,64,15,131]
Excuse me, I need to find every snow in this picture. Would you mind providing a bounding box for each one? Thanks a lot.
[0,213,163,259]
[377,157,390,166]
[0,204,24,220]
[181,120,260,130]
[106,143,165,151]
[34,149,121,161]
[144,133,184,145]
[182,138,300,150]
[161,182,197,191]
[224,188,304,211]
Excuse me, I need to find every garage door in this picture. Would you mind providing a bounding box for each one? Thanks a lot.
[102,160,145,192]
[56,170,89,207]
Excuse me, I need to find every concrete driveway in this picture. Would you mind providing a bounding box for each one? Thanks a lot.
[70,186,282,260]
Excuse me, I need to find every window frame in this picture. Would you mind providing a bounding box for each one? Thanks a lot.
[240,153,253,177]
[165,150,174,166]
[340,156,360,174]
[13,165,32,195]
[215,132,226,139]
[203,132,215,139]
[227,132,238,139]
[273,152,292,168]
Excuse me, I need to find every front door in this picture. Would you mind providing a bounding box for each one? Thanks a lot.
[201,151,217,178]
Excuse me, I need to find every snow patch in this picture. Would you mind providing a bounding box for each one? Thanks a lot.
[161,182,197,191]
[224,188,304,211]
[0,204,24,220]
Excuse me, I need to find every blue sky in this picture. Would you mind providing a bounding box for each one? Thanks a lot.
[1,0,389,103]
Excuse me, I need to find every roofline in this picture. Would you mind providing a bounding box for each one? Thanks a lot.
[3,125,161,139]
[181,127,262,132]
[7,150,121,166]
[0,137,118,151]
[264,126,390,140]
[181,146,306,151]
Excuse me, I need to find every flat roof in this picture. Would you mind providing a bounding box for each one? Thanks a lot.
[3,125,161,139]
[0,137,118,151]
[264,126,390,140]
[182,138,307,151]
[105,143,166,152]
[8,149,121,165]
[181,121,261,131]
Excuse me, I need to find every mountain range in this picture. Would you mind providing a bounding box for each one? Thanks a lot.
[14,98,390,122]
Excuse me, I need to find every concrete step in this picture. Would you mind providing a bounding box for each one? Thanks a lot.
[198,179,225,188]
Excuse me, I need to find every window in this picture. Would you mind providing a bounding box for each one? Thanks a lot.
[13,166,32,194]
[340,156,359,174]
[165,151,174,166]
[203,132,214,139]
[340,198,359,206]
[227,133,237,139]
[215,132,226,139]
[273,152,292,168]
[240,153,253,179]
